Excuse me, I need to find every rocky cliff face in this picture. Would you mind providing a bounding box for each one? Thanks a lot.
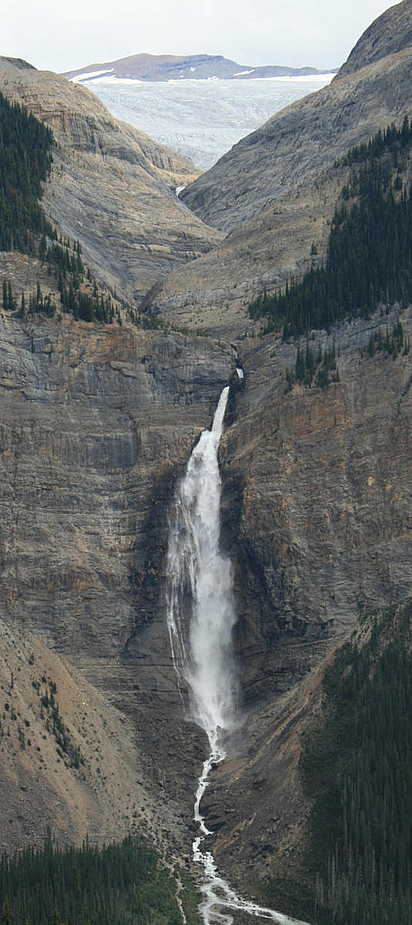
[197,303,412,902]
[1,300,410,876]
[223,309,412,699]
[0,308,233,853]
[0,57,222,303]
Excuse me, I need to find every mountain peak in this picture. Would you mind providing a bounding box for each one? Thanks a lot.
[0,55,36,71]
[336,0,412,80]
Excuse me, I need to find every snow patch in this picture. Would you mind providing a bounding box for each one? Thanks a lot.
[70,68,115,82]
[272,72,336,81]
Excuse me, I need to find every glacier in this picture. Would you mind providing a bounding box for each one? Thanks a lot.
[73,74,333,169]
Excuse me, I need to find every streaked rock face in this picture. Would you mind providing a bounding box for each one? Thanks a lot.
[222,309,412,698]
[0,312,232,654]
[0,308,233,853]
[336,0,412,79]
[201,303,412,899]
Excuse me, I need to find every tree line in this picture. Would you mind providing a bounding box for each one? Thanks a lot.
[0,91,53,252]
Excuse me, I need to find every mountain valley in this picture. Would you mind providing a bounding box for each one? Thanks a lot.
[0,3,412,924]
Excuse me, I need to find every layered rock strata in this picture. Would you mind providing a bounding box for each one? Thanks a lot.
[0,309,233,852]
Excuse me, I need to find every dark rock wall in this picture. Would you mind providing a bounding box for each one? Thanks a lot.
[0,313,232,676]
[221,309,412,703]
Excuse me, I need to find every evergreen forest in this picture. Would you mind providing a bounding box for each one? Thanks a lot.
[0,91,53,252]
[296,600,412,925]
[248,118,412,338]
[0,835,190,925]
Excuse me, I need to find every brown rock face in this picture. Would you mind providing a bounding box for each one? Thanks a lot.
[0,57,222,304]
[222,310,412,701]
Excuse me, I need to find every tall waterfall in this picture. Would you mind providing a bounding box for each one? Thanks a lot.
[166,386,310,925]
[166,385,237,734]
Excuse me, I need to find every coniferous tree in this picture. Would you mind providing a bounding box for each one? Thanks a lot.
[248,119,412,337]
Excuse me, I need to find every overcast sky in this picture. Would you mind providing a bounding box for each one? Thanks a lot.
[4,1,392,73]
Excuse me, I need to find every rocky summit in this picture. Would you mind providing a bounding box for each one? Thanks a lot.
[0,3,412,923]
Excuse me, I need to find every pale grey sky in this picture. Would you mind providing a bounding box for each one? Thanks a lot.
[4,0,393,73]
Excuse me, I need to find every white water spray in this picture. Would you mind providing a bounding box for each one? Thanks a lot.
[167,387,310,925]
[167,386,237,733]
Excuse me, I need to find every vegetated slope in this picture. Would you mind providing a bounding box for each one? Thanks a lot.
[179,0,412,233]
[298,600,412,924]
[0,88,127,324]
[0,614,156,858]
[143,157,343,339]
[0,91,53,251]
[0,57,222,305]
[145,116,412,340]
[249,119,412,337]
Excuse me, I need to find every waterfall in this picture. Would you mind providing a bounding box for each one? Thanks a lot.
[166,385,237,733]
[166,386,311,925]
